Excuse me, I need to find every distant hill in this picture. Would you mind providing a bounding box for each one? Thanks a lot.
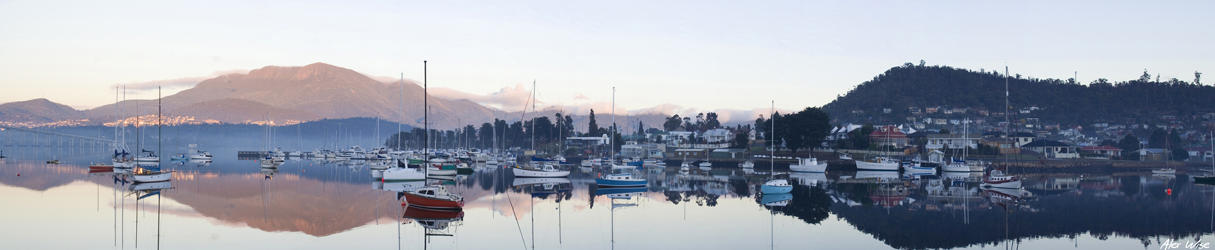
[0,98,82,123]
[0,62,679,131]
[823,64,1215,125]
[81,62,503,128]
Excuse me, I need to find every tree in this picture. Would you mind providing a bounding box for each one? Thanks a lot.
[663,114,682,131]
[1169,130,1188,161]
[636,120,644,136]
[777,107,831,154]
[1148,128,1167,148]
[705,112,721,130]
[1118,135,1141,160]
[478,122,493,148]
[731,127,751,149]
[587,109,600,137]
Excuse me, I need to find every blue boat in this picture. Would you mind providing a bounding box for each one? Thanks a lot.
[760,179,792,194]
[761,193,793,206]
[596,173,647,187]
[595,186,647,196]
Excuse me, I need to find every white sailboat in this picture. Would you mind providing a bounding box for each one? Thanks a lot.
[513,81,570,178]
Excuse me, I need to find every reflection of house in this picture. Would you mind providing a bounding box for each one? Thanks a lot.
[927,150,945,163]
[672,148,707,158]
[1022,140,1079,159]
[1079,146,1122,159]
[869,125,909,148]
[925,134,979,150]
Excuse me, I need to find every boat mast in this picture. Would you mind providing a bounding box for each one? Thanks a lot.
[531,80,536,152]
[423,60,429,174]
[770,100,775,177]
[610,87,616,162]
[157,86,161,163]
[398,73,403,151]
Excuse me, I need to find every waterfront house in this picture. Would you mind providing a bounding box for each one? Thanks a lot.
[1022,140,1079,159]
[869,125,909,148]
[1079,146,1122,159]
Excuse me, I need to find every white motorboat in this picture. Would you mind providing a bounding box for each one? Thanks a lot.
[856,157,899,171]
[982,170,1022,189]
[789,157,827,172]
[1151,168,1176,175]
[131,167,172,183]
[902,161,936,173]
[739,160,755,169]
[698,161,712,169]
[513,163,571,178]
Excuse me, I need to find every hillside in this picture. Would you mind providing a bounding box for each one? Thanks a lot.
[0,98,83,123]
[823,64,1215,125]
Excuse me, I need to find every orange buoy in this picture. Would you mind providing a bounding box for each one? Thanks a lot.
[1166,188,1173,195]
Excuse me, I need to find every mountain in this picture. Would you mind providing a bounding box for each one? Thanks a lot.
[823,64,1215,126]
[78,62,504,128]
[0,98,83,123]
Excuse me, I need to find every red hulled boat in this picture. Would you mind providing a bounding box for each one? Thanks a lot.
[403,185,463,210]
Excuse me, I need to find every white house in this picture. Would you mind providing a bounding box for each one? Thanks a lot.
[925,134,979,150]
[702,129,732,143]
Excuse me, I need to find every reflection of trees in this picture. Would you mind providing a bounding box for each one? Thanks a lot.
[760,185,831,225]
[830,177,1215,249]
[661,190,720,207]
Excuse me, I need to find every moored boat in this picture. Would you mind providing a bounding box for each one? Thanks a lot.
[789,157,827,172]
[403,185,463,210]
[982,170,1021,189]
[855,157,899,171]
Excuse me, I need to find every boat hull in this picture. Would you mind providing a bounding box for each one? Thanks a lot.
[983,179,1022,189]
[403,193,463,210]
[942,163,984,172]
[133,172,172,183]
[761,184,793,194]
[790,163,827,172]
[855,160,898,171]
[595,178,646,187]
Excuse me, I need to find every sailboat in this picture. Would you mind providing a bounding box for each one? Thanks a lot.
[402,60,464,210]
[597,87,647,188]
[855,125,900,171]
[942,119,983,172]
[131,87,173,183]
[112,86,135,169]
[514,81,571,178]
[761,101,793,194]
[984,67,1023,189]
[1192,132,1215,185]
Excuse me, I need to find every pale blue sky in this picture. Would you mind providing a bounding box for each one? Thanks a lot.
[1,0,1212,111]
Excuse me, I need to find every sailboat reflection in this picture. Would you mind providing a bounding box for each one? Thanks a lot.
[125,178,170,250]
[402,205,464,249]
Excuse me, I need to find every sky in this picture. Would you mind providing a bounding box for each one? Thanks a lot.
[1,0,1212,111]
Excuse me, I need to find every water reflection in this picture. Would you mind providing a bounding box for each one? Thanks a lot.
[1,148,1213,249]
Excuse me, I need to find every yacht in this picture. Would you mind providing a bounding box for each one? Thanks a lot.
[739,160,755,169]
[1151,168,1176,175]
[512,162,570,178]
[982,170,1021,189]
[596,172,647,187]
[403,185,463,210]
[789,157,827,172]
[856,156,899,171]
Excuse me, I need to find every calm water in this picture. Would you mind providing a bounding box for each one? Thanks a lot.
[1,146,1212,250]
